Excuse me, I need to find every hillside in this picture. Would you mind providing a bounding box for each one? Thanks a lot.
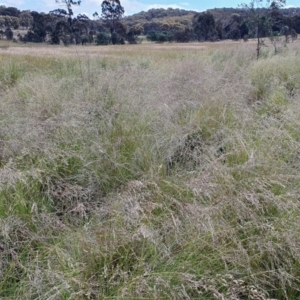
[124,7,196,23]
[124,6,300,23]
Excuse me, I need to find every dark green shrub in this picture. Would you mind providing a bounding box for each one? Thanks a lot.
[111,32,118,45]
[5,27,13,40]
[96,32,110,45]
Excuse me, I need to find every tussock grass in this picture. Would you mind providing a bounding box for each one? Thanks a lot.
[1,41,300,299]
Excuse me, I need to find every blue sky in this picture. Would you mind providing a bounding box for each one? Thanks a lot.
[0,0,298,17]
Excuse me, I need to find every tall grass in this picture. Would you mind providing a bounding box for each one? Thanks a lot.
[1,41,300,299]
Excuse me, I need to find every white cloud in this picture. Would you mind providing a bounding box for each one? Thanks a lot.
[146,4,186,10]
[284,5,295,8]
[180,2,190,6]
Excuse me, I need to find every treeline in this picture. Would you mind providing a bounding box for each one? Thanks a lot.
[128,6,300,42]
[0,4,142,45]
[0,4,300,44]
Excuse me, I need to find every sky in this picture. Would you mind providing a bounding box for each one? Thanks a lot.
[0,0,298,17]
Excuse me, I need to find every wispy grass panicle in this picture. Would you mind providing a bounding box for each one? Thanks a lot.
[1,41,300,299]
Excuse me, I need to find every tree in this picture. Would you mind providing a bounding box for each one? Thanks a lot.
[49,8,68,18]
[115,20,127,38]
[5,27,13,40]
[19,11,33,29]
[8,16,19,29]
[146,31,172,43]
[241,0,286,58]
[55,0,81,28]
[51,20,70,44]
[6,7,19,17]
[228,28,242,40]
[92,11,99,20]
[126,24,143,44]
[101,0,125,44]
[0,6,20,17]
[0,16,4,28]
[193,12,216,41]
[291,28,297,42]
[292,14,300,34]
[0,16,14,28]
[5,16,13,27]
[96,32,110,44]
[146,31,159,42]
[23,12,47,43]
[281,25,289,43]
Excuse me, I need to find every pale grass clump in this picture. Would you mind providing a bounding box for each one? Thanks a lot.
[1,42,300,299]
[248,51,300,102]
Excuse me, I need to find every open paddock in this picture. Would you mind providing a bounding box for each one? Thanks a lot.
[1,38,300,299]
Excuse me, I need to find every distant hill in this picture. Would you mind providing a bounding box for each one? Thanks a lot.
[123,8,197,28]
[207,6,300,18]
[124,8,197,22]
[124,6,300,25]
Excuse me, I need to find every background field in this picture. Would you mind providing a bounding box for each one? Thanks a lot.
[1,40,300,299]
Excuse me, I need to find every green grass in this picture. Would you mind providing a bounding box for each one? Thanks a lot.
[1,41,300,299]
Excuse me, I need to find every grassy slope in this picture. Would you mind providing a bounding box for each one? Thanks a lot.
[1,41,300,299]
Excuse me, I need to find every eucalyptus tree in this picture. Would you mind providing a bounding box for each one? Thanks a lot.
[19,11,33,29]
[101,0,125,44]
[55,0,81,27]
[193,12,217,41]
[241,0,286,58]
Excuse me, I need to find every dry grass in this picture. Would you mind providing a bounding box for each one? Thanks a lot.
[0,40,255,57]
[1,40,300,299]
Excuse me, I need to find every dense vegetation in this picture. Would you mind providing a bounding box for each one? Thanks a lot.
[1,39,300,299]
[0,2,300,44]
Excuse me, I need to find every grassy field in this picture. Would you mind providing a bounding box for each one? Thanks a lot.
[1,40,300,299]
